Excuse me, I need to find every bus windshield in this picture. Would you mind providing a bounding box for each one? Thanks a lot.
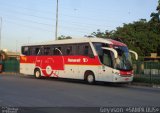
[113,46,132,71]
[93,42,133,71]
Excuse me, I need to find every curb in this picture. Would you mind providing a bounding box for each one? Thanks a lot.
[0,72,20,75]
[131,82,160,88]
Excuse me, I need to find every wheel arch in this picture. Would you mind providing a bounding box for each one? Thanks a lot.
[84,70,95,80]
[34,67,42,75]
[34,67,41,72]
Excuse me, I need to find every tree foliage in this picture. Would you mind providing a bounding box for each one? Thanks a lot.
[0,50,8,61]
[90,1,160,56]
[58,35,72,40]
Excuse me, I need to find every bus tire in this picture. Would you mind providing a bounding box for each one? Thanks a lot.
[34,68,41,79]
[85,71,95,84]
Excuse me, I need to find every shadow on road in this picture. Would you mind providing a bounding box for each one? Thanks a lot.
[18,74,129,88]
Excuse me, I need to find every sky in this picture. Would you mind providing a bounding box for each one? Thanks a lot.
[0,0,158,52]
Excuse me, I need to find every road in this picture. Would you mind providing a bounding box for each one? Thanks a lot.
[0,74,160,107]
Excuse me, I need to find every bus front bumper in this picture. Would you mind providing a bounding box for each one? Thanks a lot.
[112,74,133,83]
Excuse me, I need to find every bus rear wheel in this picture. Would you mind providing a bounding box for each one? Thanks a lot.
[85,72,95,84]
[34,69,41,79]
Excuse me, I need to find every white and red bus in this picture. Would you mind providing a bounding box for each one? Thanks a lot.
[20,38,138,83]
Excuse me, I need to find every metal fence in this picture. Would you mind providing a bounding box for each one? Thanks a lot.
[1,59,160,84]
[2,59,19,73]
[133,61,160,84]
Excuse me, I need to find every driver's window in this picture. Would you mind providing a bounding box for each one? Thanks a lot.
[103,50,112,67]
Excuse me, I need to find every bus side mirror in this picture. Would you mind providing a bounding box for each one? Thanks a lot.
[101,47,118,59]
[129,50,138,60]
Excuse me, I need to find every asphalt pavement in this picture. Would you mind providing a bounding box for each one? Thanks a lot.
[0,73,160,107]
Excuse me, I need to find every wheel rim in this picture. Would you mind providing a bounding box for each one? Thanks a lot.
[87,75,94,83]
[35,71,40,78]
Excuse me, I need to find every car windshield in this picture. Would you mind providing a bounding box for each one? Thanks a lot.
[113,46,133,71]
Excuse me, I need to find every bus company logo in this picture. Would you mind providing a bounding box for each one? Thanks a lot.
[21,56,27,62]
[68,58,81,63]
[83,58,88,63]
[46,66,52,75]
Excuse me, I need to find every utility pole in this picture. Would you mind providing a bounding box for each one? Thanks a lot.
[55,0,59,40]
[0,17,2,50]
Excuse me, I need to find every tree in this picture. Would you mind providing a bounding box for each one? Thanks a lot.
[89,0,160,56]
[90,18,160,56]
[0,50,8,61]
[150,0,160,23]
[58,35,72,40]
[114,19,160,56]
[91,29,115,38]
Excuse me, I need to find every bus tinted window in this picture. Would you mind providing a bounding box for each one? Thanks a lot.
[29,47,35,55]
[75,43,93,56]
[66,46,72,55]
[84,45,89,55]
[93,43,112,67]
[44,47,51,55]
[35,47,41,55]
[83,44,93,56]
[75,45,81,55]
[53,47,62,55]
[22,46,29,55]
[93,43,109,55]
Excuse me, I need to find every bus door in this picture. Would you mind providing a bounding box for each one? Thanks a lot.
[98,49,113,82]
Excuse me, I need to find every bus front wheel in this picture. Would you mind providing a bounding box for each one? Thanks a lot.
[34,69,41,79]
[85,72,95,84]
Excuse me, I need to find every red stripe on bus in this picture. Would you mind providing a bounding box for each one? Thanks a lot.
[20,56,101,66]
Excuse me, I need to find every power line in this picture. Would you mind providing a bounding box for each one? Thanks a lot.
[1,1,55,15]
[0,10,109,28]
[0,1,119,37]
[0,8,55,21]
[0,11,112,33]
[0,2,123,30]
[0,2,124,24]
[5,19,53,32]
[4,19,92,35]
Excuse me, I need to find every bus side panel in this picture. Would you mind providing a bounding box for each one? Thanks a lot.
[57,65,99,81]
[20,63,35,75]
[56,65,79,79]
[97,66,114,82]
[78,65,99,80]
[20,56,35,75]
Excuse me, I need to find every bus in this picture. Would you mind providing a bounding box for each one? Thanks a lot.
[20,37,138,84]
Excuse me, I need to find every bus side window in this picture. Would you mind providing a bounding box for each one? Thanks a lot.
[29,47,34,56]
[84,45,93,57]
[72,45,76,55]
[53,47,62,55]
[22,46,29,55]
[66,46,72,55]
[84,46,89,55]
[33,47,40,56]
[103,50,112,67]
[93,43,103,55]
[44,47,50,55]
[35,48,40,55]
[76,45,80,55]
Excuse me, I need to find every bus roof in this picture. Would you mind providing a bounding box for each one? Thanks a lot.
[24,37,126,46]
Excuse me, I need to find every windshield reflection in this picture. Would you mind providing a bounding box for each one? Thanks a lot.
[114,46,132,71]
[93,42,133,71]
